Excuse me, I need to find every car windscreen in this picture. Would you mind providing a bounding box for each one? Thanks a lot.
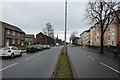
[0,47,10,50]
[27,46,32,48]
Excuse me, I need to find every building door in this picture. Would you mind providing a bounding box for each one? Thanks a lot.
[21,41,24,46]
[6,39,10,46]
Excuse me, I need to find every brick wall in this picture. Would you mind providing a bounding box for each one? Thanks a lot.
[36,33,47,45]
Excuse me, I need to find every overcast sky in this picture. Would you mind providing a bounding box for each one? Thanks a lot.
[0,0,91,42]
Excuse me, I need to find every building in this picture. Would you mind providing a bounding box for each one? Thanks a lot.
[107,10,120,47]
[25,34,35,45]
[0,21,25,47]
[94,23,101,47]
[36,32,47,45]
[81,10,120,47]
[90,26,96,47]
[36,32,55,46]
[80,30,90,46]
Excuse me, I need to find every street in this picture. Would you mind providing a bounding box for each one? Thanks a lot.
[68,46,120,78]
[0,46,62,78]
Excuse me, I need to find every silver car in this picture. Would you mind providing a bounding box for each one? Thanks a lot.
[0,46,22,58]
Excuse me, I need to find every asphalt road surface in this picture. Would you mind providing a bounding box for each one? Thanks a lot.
[68,46,120,78]
[0,46,62,79]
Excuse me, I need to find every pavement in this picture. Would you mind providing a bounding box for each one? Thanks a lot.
[68,46,120,79]
[82,47,120,61]
[0,46,62,79]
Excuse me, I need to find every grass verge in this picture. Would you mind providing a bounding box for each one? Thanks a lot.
[18,44,29,50]
[55,47,74,79]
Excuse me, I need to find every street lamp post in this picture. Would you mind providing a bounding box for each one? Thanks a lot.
[64,0,67,49]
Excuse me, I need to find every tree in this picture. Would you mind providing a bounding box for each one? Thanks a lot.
[70,31,78,45]
[42,22,54,38]
[86,0,119,54]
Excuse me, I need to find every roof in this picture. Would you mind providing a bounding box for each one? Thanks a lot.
[1,21,25,34]
[37,32,45,35]
[25,34,35,38]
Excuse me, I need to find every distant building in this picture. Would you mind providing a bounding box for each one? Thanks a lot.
[80,30,90,46]
[36,32,47,45]
[25,34,35,45]
[36,32,55,46]
[0,21,25,47]
[90,23,101,47]
[90,26,96,47]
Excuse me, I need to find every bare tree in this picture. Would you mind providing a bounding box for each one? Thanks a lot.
[42,22,54,38]
[86,0,119,54]
[70,31,78,45]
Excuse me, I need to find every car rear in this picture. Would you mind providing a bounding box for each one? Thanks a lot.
[26,45,37,53]
[0,47,12,57]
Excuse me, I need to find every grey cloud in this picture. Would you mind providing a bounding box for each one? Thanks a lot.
[2,2,91,41]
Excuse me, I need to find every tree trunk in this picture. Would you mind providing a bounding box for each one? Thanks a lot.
[100,23,104,54]
[100,33,104,54]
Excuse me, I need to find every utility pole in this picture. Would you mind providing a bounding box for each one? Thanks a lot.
[64,0,67,49]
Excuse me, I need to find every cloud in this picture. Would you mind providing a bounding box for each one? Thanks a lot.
[1,2,91,42]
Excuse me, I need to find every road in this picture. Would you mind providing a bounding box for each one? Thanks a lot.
[68,46,120,78]
[0,46,62,79]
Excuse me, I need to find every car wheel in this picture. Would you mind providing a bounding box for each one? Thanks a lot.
[11,53,14,58]
[19,53,22,56]
[26,51,29,53]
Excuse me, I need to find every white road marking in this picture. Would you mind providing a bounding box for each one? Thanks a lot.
[39,52,43,54]
[25,52,43,60]
[25,56,35,60]
[36,52,43,55]
[88,56,95,60]
[0,63,18,71]
[100,62,120,74]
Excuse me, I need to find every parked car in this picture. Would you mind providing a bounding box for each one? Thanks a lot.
[42,45,50,49]
[42,45,47,49]
[71,45,75,47]
[0,46,22,58]
[26,45,37,53]
[35,45,43,51]
[46,45,51,49]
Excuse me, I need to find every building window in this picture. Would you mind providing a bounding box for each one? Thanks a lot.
[7,30,10,34]
[21,34,24,36]
[12,31,15,35]
[18,40,20,44]
[6,39,10,46]
[108,27,110,31]
[21,41,24,46]
[12,39,15,44]
[108,36,110,40]
[111,31,114,35]
[112,41,114,45]
[18,33,20,36]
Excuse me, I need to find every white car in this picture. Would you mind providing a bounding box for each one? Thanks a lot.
[0,46,22,58]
